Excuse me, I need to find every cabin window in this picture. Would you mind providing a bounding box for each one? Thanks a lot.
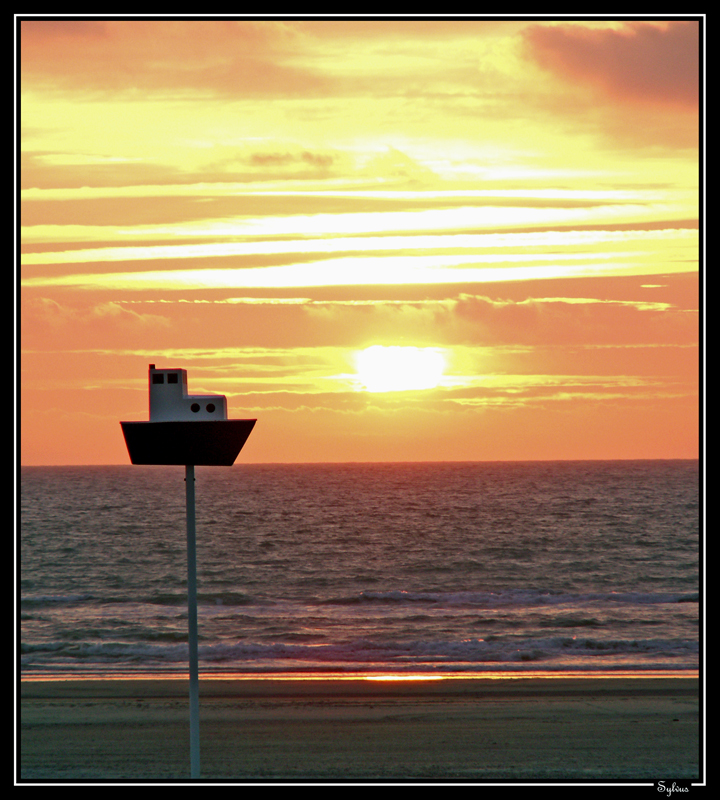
[152,374,164,384]
[190,403,200,412]
[167,373,179,384]
[206,403,216,413]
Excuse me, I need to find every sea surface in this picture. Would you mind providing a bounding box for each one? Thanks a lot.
[20,461,700,679]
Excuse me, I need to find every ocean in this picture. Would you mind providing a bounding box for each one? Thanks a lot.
[19,460,700,679]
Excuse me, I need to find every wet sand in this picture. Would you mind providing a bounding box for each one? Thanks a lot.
[19,676,700,782]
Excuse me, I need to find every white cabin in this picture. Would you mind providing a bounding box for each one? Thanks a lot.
[148,364,228,422]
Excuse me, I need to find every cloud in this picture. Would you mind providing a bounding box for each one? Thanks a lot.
[294,19,517,41]
[202,142,354,181]
[19,19,521,100]
[22,297,171,344]
[20,150,187,191]
[523,21,699,108]
[518,21,700,150]
[449,293,697,347]
[24,296,76,327]
[20,19,329,98]
[88,301,172,327]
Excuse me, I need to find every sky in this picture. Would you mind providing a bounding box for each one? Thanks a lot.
[19,16,702,465]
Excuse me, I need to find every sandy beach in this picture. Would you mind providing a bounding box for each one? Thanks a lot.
[18,675,700,783]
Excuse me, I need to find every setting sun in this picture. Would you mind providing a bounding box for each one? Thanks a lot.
[355,346,446,393]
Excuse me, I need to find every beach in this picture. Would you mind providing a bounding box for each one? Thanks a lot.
[19,675,700,782]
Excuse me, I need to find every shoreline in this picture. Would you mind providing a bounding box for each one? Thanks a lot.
[19,667,700,684]
[19,674,701,782]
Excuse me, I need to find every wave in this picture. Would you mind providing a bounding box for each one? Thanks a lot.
[20,593,95,607]
[323,589,699,609]
[20,588,699,616]
[20,591,257,609]
[20,633,699,671]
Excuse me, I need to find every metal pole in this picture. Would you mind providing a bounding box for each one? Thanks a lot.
[185,464,200,779]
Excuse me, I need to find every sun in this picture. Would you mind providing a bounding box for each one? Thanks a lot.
[355,346,446,393]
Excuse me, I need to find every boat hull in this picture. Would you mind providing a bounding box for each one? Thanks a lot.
[120,420,256,466]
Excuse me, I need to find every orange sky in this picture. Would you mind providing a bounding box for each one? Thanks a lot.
[19,17,701,465]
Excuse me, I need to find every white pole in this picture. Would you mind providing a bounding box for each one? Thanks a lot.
[185,464,200,778]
